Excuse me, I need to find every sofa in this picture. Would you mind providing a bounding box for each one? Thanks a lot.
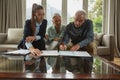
[94,33,114,61]
[0,28,115,61]
[0,28,23,50]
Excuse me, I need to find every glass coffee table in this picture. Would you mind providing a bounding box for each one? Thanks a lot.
[0,50,120,79]
[0,50,25,72]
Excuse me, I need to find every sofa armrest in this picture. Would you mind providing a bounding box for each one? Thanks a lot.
[109,34,115,60]
[97,46,110,55]
[101,34,114,61]
[0,33,7,44]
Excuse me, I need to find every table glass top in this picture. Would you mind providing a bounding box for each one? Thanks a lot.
[0,50,120,75]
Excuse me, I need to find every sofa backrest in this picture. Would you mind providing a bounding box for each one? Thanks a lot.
[5,28,24,44]
[0,33,7,44]
[4,28,105,46]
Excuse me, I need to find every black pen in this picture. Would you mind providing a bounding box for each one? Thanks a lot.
[58,44,60,53]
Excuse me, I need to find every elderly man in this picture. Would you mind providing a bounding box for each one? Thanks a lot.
[60,10,97,73]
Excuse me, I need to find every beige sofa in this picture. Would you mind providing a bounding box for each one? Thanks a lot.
[0,28,23,50]
[0,28,114,61]
[94,33,114,61]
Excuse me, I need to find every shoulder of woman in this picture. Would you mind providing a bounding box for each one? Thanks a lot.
[42,19,47,23]
[24,19,31,27]
[25,19,31,23]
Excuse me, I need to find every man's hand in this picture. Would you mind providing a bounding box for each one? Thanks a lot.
[59,44,67,50]
[26,36,36,42]
[70,44,80,51]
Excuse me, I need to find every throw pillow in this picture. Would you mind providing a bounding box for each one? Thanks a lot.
[5,28,23,44]
[94,33,104,46]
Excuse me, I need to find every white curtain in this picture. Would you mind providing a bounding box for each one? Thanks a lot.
[0,0,23,33]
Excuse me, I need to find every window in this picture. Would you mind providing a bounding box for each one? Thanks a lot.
[88,0,103,33]
[25,0,103,33]
[26,0,42,19]
[67,0,83,23]
[46,0,62,27]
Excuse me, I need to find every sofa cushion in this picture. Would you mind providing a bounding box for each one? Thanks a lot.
[97,46,110,55]
[94,33,104,46]
[0,44,18,49]
[5,28,23,44]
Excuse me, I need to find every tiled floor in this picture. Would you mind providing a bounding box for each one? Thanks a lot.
[111,57,120,66]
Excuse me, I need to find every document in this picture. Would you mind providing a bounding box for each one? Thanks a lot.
[59,51,91,57]
[59,51,75,56]
[73,51,91,57]
[41,50,59,56]
[4,49,30,55]
[5,49,91,57]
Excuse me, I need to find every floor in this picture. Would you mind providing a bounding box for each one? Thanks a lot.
[111,57,120,66]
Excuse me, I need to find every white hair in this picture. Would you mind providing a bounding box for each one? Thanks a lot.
[75,10,87,18]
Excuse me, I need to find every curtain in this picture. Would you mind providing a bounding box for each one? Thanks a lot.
[0,0,23,33]
[114,0,120,56]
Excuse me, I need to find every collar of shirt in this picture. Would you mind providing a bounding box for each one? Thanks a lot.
[35,22,42,35]
[52,25,62,33]
[36,22,42,27]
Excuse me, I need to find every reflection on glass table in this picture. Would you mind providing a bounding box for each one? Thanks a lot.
[0,50,120,75]
[0,55,24,72]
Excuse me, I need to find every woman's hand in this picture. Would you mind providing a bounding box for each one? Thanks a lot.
[26,36,36,42]
[59,44,67,50]
[29,47,42,58]
[54,37,60,41]
[70,44,80,51]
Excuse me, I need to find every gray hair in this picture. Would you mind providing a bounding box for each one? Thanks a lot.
[75,10,87,18]
[52,13,61,19]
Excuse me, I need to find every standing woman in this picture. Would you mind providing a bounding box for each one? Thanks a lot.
[18,4,47,72]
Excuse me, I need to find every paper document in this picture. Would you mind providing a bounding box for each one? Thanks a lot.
[59,51,91,57]
[73,51,91,57]
[5,49,91,57]
[5,49,30,55]
[41,50,59,56]
[59,51,75,56]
